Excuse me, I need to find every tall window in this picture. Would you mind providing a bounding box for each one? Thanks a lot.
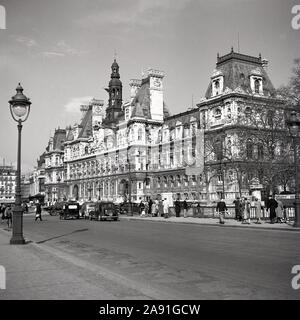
[138,128,143,141]
[257,143,264,160]
[254,79,260,93]
[246,139,253,159]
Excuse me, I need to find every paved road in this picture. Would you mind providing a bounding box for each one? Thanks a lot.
[2,214,300,299]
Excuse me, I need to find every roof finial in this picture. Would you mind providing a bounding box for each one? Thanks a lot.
[231,46,234,53]
[259,53,262,60]
[114,48,117,61]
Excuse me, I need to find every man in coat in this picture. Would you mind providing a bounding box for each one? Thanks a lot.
[216,198,227,224]
[35,201,42,221]
[233,197,242,221]
[266,195,278,224]
[174,199,181,217]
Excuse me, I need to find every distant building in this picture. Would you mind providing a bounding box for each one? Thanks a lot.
[0,164,16,203]
[44,128,67,203]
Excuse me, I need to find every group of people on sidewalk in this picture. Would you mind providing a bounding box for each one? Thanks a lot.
[0,201,43,228]
[217,195,287,225]
[139,198,171,218]
[138,198,202,219]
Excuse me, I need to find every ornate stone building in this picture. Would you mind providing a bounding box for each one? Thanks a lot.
[0,163,16,203]
[44,128,67,202]
[41,50,296,205]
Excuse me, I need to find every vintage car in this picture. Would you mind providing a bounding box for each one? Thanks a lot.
[89,201,119,221]
[80,201,96,219]
[59,201,80,220]
[49,201,66,216]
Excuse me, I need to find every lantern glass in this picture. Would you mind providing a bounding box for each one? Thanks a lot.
[11,104,28,118]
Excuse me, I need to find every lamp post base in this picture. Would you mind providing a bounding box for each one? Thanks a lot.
[10,207,25,245]
[10,237,26,245]
[293,198,300,228]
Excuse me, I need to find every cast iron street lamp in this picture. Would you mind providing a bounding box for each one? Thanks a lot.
[286,110,300,227]
[9,83,31,244]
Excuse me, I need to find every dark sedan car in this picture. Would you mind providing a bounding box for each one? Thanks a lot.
[89,201,119,221]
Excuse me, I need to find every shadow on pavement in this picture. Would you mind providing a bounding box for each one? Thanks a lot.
[35,228,89,244]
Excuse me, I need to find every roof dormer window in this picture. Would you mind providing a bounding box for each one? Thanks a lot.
[212,76,224,97]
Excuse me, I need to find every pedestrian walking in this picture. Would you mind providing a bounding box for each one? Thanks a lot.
[151,199,157,217]
[283,205,289,223]
[148,198,153,214]
[197,202,202,218]
[216,198,227,224]
[144,201,149,216]
[139,199,145,216]
[242,197,251,224]
[183,199,188,218]
[174,199,181,217]
[233,197,242,221]
[35,201,42,221]
[266,195,278,224]
[158,199,163,217]
[1,204,6,223]
[5,205,12,228]
[192,201,198,218]
[163,198,169,218]
[254,197,262,224]
[275,197,284,223]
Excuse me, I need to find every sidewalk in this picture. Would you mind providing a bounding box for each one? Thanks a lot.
[120,215,300,232]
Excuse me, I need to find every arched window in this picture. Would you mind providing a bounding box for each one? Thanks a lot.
[176,175,181,187]
[183,175,189,186]
[246,139,253,159]
[245,107,252,116]
[214,108,222,119]
[169,176,174,187]
[163,176,167,188]
[157,177,161,188]
[257,143,264,160]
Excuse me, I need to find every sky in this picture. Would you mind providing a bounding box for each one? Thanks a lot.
[0,0,299,173]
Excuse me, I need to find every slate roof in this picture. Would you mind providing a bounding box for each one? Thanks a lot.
[77,105,93,138]
[205,51,276,98]
[131,78,151,119]
[52,129,66,151]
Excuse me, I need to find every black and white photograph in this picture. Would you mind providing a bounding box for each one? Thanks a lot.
[0,0,300,308]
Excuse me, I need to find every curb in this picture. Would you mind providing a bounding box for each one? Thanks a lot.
[121,216,300,232]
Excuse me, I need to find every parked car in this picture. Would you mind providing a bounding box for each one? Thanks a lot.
[59,201,80,220]
[80,201,96,219]
[89,201,119,221]
[49,201,66,216]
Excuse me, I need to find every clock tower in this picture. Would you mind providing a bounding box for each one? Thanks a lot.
[104,59,123,126]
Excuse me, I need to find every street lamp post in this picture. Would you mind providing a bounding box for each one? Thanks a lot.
[9,83,31,244]
[286,110,300,227]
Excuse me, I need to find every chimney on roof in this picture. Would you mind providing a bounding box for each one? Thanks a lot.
[262,58,269,71]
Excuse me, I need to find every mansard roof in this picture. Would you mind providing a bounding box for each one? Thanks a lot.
[52,128,66,151]
[205,50,276,98]
[131,78,151,119]
[78,105,93,138]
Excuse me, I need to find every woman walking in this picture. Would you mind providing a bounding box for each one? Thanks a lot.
[275,197,284,223]
[254,198,262,224]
